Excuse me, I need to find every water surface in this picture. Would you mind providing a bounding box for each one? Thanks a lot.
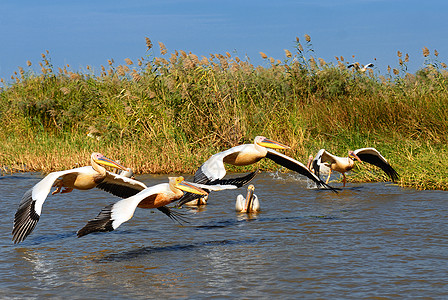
[1,172,447,299]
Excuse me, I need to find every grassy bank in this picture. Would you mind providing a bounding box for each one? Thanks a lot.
[0,36,447,190]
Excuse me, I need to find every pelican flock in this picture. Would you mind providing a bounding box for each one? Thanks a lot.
[10,137,399,243]
[177,136,337,206]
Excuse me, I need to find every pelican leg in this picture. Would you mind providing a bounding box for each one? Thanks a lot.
[325,169,332,184]
[342,174,346,187]
[52,180,63,195]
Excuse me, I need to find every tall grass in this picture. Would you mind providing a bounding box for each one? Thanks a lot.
[0,36,447,190]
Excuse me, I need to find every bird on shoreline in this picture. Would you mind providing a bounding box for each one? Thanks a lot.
[310,148,399,187]
[178,136,337,206]
[235,184,259,213]
[77,176,209,237]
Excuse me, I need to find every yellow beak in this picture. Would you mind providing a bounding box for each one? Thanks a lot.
[257,138,290,150]
[95,155,128,171]
[177,180,208,195]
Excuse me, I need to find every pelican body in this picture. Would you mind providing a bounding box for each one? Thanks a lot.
[348,62,374,73]
[77,177,208,237]
[235,185,259,213]
[178,136,336,206]
[312,148,399,187]
[11,153,145,244]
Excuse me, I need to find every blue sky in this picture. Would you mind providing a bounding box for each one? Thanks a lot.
[1,0,447,81]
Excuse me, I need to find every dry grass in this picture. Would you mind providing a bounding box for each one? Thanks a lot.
[0,35,447,190]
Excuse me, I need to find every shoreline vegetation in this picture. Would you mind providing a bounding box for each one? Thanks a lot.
[0,36,447,190]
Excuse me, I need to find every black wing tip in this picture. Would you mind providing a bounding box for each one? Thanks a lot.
[12,192,40,244]
[176,192,203,207]
[77,205,115,238]
[157,206,190,225]
[211,170,260,188]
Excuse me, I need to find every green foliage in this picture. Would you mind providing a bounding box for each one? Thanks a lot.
[0,38,447,190]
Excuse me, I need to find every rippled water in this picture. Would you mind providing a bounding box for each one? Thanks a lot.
[1,172,447,299]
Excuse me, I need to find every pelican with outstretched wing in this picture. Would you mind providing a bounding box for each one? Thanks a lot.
[347,62,374,73]
[312,148,399,187]
[235,185,259,213]
[77,176,209,237]
[178,136,337,206]
[12,153,148,244]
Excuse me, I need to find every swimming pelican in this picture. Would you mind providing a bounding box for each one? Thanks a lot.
[77,176,209,237]
[347,62,374,73]
[11,153,147,244]
[178,136,336,206]
[311,148,399,187]
[235,185,259,213]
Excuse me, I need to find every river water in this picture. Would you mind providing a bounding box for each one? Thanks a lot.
[0,172,447,299]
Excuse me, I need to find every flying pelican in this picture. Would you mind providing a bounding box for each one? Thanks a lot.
[235,185,259,213]
[347,62,374,73]
[311,148,399,187]
[101,167,187,226]
[77,176,209,237]
[11,153,149,244]
[178,136,337,206]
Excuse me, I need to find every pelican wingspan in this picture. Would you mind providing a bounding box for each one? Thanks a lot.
[12,167,93,244]
[77,183,169,237]
[353,148,399,181]
[265,149,337,192]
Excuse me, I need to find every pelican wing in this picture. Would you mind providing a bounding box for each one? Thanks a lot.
[353,148,399,181]
[96,171,147,198]
[235,194,245,212]
[266,149,337,192]
[12,166,93,244]
[77,183,170,237]
[156,206,189,225]
[195,144,250,182]
[312,149,337,178]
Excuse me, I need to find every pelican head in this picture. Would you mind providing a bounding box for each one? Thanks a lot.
[254,136,290,150]
[348,151,362,163]
[169,176,208,195]
[91,153,127,171]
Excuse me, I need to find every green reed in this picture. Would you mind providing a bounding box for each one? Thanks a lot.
[0,36,447,190]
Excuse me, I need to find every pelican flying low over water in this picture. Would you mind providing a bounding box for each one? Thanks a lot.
[12,153,153,244]
[311,148,399,187]
[235,185,259,213]
[77,176,209,237]
[178,136,336,206]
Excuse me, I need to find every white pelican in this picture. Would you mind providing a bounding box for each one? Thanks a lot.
[77,176,209,237]
[235,185,259,213]
[311,148,399,187]
[12,153,148,244]
[347,62,374,73]
[178,136,336,206]
[103,167,187,226]
[183,195,208,206]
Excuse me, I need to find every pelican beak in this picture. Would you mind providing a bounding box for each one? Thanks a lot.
[177,180,208,195]
[257,137,290,150]
[245,185,255,210]
[95,155,128,171]
[349,151,363,163]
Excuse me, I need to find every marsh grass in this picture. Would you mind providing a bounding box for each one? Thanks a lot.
[0,36,447,190]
